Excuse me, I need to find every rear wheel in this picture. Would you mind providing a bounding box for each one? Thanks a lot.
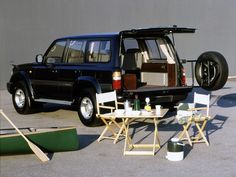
[12,81,33,114]
[195,51,228,91]
[77,89,101,126]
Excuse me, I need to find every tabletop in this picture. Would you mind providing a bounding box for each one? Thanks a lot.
[101,108,169,119]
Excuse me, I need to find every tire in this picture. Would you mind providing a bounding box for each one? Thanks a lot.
[77,89,101,126]
[12,81,33,114]
[195,51,228,91]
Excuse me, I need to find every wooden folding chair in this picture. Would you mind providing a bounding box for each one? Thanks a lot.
[176,92,211,146]
[96,91,125,144]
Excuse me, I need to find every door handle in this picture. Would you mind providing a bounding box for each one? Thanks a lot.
[52,70,58,73]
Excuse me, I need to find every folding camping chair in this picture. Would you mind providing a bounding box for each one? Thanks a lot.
[176,92,211,146]
[96,91,125,144]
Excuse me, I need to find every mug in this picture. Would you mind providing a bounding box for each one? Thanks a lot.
[125,107,133,115]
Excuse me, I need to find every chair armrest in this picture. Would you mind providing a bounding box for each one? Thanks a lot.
[193,115,211,121]
[176,103,194,110]
[99,105,115,110]
[188,107,208,111]
[96,113,115,118]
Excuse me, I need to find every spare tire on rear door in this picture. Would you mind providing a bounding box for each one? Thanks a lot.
[195,51,228,91]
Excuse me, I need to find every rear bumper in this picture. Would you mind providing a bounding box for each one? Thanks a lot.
[124,86,193,96]
[122,86,193,103]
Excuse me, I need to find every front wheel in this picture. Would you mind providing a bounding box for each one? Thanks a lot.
[12,81,33,114]
[77,89,100,126]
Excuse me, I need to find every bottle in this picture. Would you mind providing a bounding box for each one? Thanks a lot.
[134,94,140,111]
[124,100,130,112]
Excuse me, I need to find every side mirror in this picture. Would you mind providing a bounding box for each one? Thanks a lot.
[35,54,43,63]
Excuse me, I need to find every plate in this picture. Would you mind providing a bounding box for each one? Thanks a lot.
[141,110,153,116]
[130,110,141,116]
[115,109,125,116]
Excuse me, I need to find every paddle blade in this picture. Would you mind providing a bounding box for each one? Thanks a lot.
[28,141,50,162]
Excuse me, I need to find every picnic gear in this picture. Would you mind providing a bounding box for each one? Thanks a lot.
[96,91,125,144]
[176,92,211,146]
[166,138,184,161]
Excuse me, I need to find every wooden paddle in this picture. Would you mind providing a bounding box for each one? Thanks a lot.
[0,110,49,162]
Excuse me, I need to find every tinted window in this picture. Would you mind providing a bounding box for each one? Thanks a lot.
[87,40,111,62]
[45,41,66,64]
[145,39,166,60]
[67,40,86,64]
[123,38,139,52]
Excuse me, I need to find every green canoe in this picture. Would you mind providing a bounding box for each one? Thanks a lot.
[0,126,79,155]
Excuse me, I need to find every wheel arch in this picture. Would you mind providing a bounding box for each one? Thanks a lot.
[73,76,101,99]
[10,71,34,99]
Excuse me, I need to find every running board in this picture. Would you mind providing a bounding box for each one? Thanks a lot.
[34,99,72,105]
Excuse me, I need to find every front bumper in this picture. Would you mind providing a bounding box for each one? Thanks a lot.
[7,82,13,94]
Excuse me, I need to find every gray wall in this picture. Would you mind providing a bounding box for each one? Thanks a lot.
[1,0,236,89]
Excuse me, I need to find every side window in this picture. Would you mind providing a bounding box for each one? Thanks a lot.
[67,40,86,64]
[145,39,166,60]
[123,38,139,52]
[45,41,66,64]
[87,40,111,63]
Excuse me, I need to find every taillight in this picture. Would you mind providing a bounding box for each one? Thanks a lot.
[181,68,187,86]
[112,71,121,90]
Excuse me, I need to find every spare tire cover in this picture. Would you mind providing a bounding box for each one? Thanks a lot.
[195,51,228,91]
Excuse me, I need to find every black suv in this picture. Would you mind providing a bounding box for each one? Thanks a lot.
[7,27,228,126]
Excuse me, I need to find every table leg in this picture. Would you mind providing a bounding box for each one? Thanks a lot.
[123,118,130,155]
[123,117,161,156]
[153,117,160,155]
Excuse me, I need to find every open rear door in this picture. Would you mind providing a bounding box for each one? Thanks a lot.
[120,27,196,37]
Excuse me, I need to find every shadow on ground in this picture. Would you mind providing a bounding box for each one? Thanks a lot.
[32,103,76,113]
[216,93,236,108]
[78,134,99,150]
[126,112,228,158]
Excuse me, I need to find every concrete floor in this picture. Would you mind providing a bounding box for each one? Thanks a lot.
[0,81,236,177]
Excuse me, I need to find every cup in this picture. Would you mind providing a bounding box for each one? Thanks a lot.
[155,105,161,116]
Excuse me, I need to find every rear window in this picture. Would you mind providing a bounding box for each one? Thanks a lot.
[145,38,176,64]
[145,39,166,60]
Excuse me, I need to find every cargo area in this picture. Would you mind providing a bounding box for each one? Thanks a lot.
[121,37,182,92]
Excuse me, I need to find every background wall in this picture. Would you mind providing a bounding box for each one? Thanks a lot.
[1,0,235,89]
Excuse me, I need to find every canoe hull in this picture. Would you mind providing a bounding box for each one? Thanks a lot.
[0,127,79,155]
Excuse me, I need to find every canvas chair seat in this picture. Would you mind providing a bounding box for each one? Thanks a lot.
[176,103,195,124]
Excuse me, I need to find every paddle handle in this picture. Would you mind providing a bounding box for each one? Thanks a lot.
[0,110,49,162]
